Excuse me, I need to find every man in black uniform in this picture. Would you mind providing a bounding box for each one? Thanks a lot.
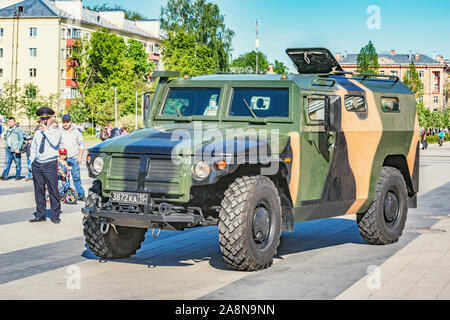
[29,107,62,224]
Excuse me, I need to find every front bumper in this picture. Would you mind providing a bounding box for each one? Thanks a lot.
[82,204,207,229]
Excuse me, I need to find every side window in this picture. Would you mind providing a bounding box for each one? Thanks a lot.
[345,96,366,112]
[381,97,400,113]
[306,96,326,124]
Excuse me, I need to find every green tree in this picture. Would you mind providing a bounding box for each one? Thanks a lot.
[125,39,155,81]
[20,83,43,129]
[403,62,424,101]
[273,60,289,74]
[161,0,234,71]
[356,41,379,74]
[68,99,90,124]
[0,80,21,118]
[72,30,152,125]
[417,102,431,128]
[86,4,146,21]
[230,51,269,74]
[161,31,216,77]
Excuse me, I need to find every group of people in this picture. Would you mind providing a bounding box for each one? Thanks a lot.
[2,107,86,224]
[420,127,448,150]
[98,122,129,141]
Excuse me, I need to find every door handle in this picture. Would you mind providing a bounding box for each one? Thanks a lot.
[327,132,336,152]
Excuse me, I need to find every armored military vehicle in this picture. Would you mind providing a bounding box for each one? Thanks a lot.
[82,48,420,271]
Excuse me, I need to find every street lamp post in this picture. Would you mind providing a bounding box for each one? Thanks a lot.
[111,87,117,128]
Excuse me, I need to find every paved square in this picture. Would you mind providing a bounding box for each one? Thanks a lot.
[0,141,449,300]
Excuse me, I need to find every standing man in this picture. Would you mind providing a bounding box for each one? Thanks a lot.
[1,117,24,181]
[29,107,62,224]
[60,114,85,201]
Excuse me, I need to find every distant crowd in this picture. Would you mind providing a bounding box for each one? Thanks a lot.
[420,127,448,150]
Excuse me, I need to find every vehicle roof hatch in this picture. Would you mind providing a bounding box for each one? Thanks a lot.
[286,48,343,74]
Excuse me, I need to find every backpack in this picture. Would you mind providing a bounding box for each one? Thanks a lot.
[20,132,32,153]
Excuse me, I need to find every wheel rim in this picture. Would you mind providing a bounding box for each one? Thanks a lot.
[384,190,399,224]
[252,203,272,249]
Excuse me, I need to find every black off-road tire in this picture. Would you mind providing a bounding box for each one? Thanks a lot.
[357,167,408,245]
[82,180,147,259]
[219,176,282,271]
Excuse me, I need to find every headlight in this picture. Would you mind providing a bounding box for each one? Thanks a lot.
[192,161,210,181]
[91,156,104,175]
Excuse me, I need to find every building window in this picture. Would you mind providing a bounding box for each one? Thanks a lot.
[61,28,66,39]
[61,69,65,80]
[29,68,37,77]
[0,48,3,58]
[67,28,71,37]
[433,71,440,79]
[433,96,439,103]
[73,29,81,39]
[0,69,3,77]
[419,70,424,78]
[0,28,3,37]
[61,48,66,59]
[380,70,385,75]
[29,27,37,37]
[435,84,440,91]
[29,48,37,57]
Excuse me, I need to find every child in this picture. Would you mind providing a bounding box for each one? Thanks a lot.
[58,148,72,179]
[25,137,33,182]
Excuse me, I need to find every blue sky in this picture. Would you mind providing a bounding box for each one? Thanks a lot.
[84,0,450,71]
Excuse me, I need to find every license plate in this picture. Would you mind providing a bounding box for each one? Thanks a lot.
[110,192,149,205]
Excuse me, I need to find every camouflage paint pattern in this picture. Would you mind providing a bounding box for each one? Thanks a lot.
[87,71,419,223]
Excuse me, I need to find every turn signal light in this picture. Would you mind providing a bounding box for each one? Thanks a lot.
[215,160,227,171]
[86,155,91,163]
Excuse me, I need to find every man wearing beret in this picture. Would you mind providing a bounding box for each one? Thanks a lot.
[29,107,62,224]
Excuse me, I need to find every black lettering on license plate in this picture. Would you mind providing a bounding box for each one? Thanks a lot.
[111,192,148,205]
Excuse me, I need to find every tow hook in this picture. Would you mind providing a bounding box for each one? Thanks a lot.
[151,223,162,238]
[159,203,172,216]
[100,219,111,235]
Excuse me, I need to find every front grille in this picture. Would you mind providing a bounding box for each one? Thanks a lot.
[147,159,181,180]
[109,157,140,180]
[105,156,184,197]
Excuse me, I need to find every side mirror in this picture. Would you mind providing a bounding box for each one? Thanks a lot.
[143,92,153,124]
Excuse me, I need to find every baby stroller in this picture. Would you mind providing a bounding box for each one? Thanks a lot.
[45,169,78,205]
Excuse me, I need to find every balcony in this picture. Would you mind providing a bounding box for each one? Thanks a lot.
[149,53,160,61]
[66,38,81,47]
[66,79,77,87]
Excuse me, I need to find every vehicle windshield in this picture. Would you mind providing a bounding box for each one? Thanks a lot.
[160,88,221,117]
[229,88,289,118]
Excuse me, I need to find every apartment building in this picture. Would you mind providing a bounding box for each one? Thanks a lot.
[0,0,164,112]
[337,50,447,111]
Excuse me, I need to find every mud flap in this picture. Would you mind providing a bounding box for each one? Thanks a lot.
[408,193,417,209]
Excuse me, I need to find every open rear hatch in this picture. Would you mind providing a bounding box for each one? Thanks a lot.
[286,48,343,74]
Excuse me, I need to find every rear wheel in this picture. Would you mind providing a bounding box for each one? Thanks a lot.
[357,167,408,245]
[82,180,147,259]
[64,188,78,205]
[218,176,282,271]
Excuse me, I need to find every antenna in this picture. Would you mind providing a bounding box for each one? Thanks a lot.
[256,19,260,75]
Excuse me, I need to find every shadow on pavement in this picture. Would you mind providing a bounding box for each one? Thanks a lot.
[82,217,366,271]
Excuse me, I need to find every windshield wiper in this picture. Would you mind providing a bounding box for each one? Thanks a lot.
[242,98,258,119]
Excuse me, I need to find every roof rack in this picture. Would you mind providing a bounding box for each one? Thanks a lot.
[319,70,400,83]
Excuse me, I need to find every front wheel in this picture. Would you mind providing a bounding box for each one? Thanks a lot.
[82,180,147,259]
[218,176,282,271]
[357,167,408,245]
